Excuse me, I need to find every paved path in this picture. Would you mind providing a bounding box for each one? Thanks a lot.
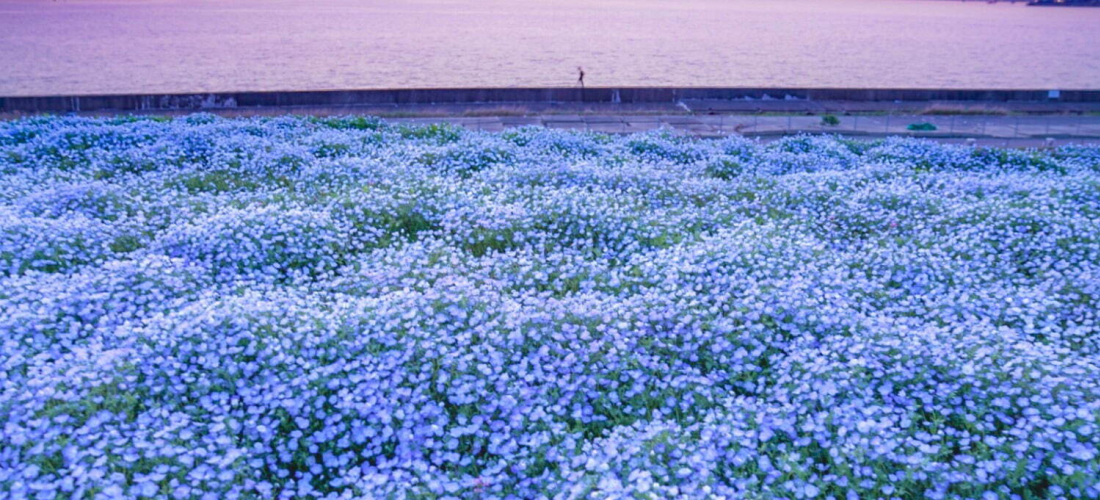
[10,99,1098,145]
[384,113,1100,145]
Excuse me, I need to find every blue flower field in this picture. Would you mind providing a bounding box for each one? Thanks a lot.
[1,114,1099,499]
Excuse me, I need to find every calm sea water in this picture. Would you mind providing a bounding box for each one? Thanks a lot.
[1,0,1098,96]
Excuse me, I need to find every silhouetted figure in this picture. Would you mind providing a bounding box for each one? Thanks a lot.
[577,67,585,89]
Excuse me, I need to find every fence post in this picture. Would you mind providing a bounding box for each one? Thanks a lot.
[787,115,792,134]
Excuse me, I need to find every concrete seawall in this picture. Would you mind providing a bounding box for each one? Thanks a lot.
[3,87,1099,114]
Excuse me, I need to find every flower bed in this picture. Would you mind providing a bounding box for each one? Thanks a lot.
[2,115,1099,499]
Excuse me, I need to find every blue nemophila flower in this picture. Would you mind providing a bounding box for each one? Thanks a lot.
[1,115,1098,498]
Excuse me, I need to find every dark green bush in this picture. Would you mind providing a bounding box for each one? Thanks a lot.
[908,122,938,131]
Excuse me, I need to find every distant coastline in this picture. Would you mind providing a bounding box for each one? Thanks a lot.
[1027,0,1100,6]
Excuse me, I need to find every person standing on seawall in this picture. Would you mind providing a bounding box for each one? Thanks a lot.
[577,67,585,88]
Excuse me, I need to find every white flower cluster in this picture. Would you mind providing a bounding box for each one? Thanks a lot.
[1,114,1099,500]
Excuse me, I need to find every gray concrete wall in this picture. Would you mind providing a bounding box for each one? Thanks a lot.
[3,87,1098,114]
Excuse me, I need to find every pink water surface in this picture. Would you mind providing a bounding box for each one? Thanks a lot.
[1,0,1097,96]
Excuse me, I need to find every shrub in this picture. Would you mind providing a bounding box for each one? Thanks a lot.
[908,122,938,131]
